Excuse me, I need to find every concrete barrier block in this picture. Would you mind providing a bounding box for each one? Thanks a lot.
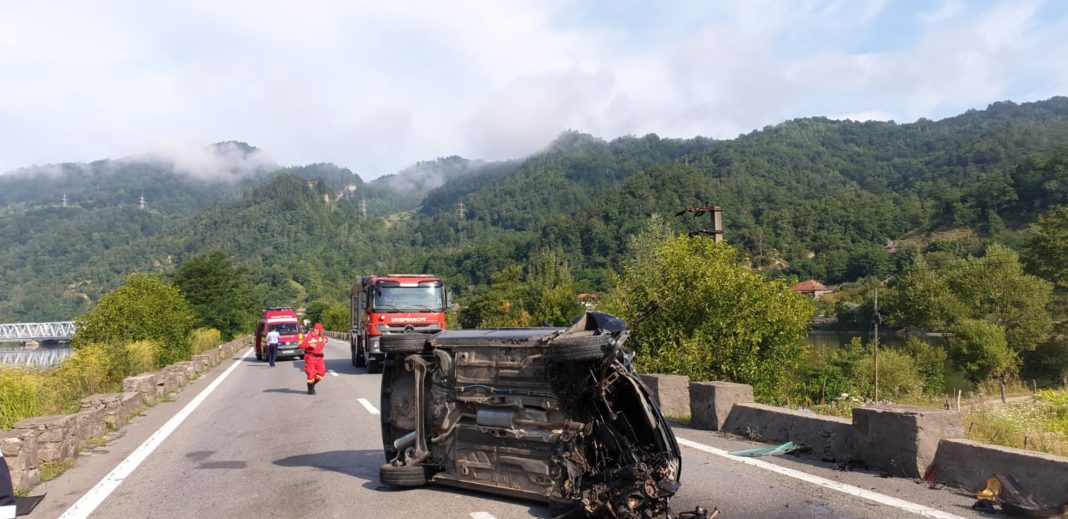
[723,403,854,461]
[689,381,754,431]
[932,439,1068,506]
[852,406,962,478]
[639,374,691,418]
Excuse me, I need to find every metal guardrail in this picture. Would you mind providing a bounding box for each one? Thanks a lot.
[0,347,73,367]
[0,321,77,342]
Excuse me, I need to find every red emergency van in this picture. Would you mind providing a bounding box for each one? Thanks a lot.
[255,307,305,361]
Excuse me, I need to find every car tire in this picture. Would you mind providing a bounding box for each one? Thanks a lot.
[547,335,611,362]
[380,334,427,354]
[354,340,367,368]
[379,464,431,487]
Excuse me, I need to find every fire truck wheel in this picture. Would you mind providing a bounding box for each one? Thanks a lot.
[379,464,433,487]
[354,340,367,367]
[547,335,611,362]
[380,334,428,354]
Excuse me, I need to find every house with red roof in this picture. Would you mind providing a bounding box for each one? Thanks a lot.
[791,280,832,298]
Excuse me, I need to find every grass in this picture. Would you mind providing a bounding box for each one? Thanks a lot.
[667,414,692,425]
[82,433,110,451]
[964,390,1068,457]
[39,459,75,482]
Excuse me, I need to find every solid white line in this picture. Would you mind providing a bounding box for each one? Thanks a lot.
[675,437,968,519]
[58,347,254,519]
[470,513,497,519]
[357,397,380,415]
[328,369,339,377]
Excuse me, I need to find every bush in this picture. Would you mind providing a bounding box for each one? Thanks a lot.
[0,367,43,430]
[52,344,116,400]
[903,338,948,395]
[601,223,815,402]
[124,340,162,375]
[190,328,222,355]
[854,348,924,399]
[73,273,197,365]
[320,304,349,332]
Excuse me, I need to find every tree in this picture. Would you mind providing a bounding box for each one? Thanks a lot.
[948,319,1016,383]
[320,304,349,332]
[520,249,585,327]
[73,273,197,366]
[601,226,815,402]
[1025,205,1068,290]
[170,251,256,340]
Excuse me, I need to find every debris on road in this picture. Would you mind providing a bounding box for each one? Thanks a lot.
[974,473,1068,517]
[728,441,798,458]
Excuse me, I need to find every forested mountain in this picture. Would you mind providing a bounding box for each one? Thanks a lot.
[1,97,1067,321]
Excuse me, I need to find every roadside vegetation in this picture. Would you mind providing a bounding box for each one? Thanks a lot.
[965,390,1068,457]
[0,254,245,430]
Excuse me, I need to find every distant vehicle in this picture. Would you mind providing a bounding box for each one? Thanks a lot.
[377,312,699,518]
[349,274,448,373]
[255,307,304,361]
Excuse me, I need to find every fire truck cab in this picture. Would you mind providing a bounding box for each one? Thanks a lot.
[350,274,447,373]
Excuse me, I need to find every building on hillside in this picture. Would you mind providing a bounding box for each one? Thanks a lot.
[791,280,832,298]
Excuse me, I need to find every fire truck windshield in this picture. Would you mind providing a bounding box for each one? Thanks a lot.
[372,286,444,312]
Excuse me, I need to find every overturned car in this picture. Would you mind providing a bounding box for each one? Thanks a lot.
[377,312,709,518]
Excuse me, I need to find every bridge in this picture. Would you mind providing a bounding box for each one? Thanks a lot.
[0,321,77,342]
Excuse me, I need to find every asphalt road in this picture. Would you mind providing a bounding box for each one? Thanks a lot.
[31,339,988,519]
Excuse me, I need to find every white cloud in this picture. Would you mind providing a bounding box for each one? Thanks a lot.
[0,0,1064,179]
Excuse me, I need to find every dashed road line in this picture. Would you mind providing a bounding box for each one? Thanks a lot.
[675,437,968,519]
[59,347,255,519]
[328,369,339,377]
[357,397,380,415]
[470,513,497,519]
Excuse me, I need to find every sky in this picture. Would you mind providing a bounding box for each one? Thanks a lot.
[1,0,1067,179]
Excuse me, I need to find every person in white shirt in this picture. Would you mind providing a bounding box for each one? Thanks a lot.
[266,328,281,367]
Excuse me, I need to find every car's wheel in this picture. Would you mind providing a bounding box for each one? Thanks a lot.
[380,334,427,354]
[379,464,432,487]
[547,335,612,362]
[354,339,367,368]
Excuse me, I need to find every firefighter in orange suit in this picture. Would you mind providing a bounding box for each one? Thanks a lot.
[301,322,328,395]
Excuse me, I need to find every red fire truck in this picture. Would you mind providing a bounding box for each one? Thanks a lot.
[349,274,448,373]
[255,306,304,361]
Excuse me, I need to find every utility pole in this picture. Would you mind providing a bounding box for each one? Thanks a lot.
[457,200,465,219]
[138,193,146,210]
[873,287,880,404]
[62,193,67,207]
[676,203,723,242]
[360,196,367,218]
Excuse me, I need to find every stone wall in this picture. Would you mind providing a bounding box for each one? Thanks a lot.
[324,331,351,341]
[0,337,251,490]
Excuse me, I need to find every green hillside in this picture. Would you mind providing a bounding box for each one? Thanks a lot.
[1,97,1067,321]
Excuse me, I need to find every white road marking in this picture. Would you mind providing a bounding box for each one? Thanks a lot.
[328,369,339,377]
[470,513,497,519]
[358,397,380,415]
[58,347,255,519]
[675,437,968,519]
